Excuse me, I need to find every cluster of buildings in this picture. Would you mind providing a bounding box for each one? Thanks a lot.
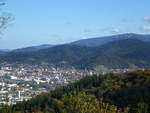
[0,63,93,105]
[0,62,144,105]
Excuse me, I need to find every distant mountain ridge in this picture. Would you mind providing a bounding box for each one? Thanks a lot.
[1,36,150,69]
[0,49,11,55]
[71,33,150,47]
[2,33,150,53]
[11,44,55,53]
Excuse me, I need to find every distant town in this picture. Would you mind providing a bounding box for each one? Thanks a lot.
[0,62,144,105]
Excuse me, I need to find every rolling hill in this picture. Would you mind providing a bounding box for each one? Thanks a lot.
[1,38,150,69]
[1,45,94,67]
[82,39,150,69]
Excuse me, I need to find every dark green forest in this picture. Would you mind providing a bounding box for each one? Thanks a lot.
[1,39,150,69]
[0,69,150,113]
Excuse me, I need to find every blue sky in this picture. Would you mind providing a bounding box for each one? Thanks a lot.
[1,0,150,49]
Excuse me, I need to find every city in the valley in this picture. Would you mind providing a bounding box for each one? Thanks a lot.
[0,62,142,105]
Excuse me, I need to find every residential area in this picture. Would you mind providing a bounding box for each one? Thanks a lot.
[0,62,143,105]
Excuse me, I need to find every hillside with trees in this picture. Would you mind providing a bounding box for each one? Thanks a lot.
[1,39,150,69]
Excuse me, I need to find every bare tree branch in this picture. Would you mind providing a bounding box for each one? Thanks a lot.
[0,13,13,32]
[0,0,5,6]
[0,0,13,34]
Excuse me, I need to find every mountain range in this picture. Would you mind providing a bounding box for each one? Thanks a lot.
[1,33,150,69]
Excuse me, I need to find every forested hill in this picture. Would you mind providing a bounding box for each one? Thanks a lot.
[1,39,150,69]
[1,69,150,113]
[82,39,150,69]
[0,45,94,67]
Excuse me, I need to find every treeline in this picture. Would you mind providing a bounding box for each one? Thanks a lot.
[0,70,150,113]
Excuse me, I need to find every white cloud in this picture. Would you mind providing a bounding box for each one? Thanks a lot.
[144,16,150,22]
[143,26,150,31]
[111,28,121,33]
